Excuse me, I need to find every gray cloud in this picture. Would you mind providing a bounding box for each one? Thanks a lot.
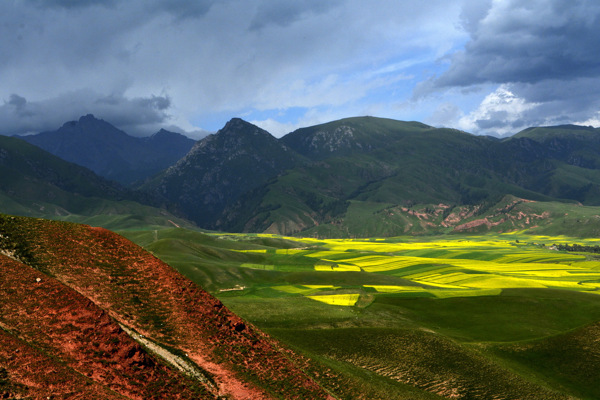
[426,0,600,136]
[26,0,214,18]
[475,114,508,130]
[146,0,217,20]
[12,0,598,139]
[249,0,342,30]
[458,0,493,35]
[436,0,600,88]
[0,91,172,136]
[0,0,465,135]
[452,78,600,136]
[26,0,117,9]
[8,94,27,110]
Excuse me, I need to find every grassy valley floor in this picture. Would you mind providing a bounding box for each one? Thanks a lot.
[121,228,600,399]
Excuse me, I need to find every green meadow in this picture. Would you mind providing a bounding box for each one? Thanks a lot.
[121,228,600,399]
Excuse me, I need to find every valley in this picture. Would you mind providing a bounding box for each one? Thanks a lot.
[4,1,600,398]
[120,225,600,399]
[3,115,600,398]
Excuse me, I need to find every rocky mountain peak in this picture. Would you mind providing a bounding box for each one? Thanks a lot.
[154,128,171,135]
[79,113,98,122]
[219,118,272,138]
[185,118,278,157]
[149,128,191,141]
[57,113,119,135]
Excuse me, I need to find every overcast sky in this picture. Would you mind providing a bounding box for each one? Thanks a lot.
[1,0,600,138]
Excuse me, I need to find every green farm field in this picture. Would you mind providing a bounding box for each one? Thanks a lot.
[122,228,600,399]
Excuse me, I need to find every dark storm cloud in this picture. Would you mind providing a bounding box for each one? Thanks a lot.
[425,0,600,136]
[93,93,172,131]
[0,91,172,136]
[475,114,508,130]
[514,77,600,123]
[435,0,600,88]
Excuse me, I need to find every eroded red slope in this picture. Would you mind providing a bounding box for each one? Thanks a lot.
[0,215,332,399]
[0,254,211,399]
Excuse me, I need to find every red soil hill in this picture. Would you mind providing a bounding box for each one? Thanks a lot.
[0,215,334,399]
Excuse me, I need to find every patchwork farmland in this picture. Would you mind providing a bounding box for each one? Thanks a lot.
[229,234,600,304]
[123,228,600,399]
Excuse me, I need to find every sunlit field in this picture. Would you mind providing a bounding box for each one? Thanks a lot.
[123,228,600,399]
[229,233,600,303]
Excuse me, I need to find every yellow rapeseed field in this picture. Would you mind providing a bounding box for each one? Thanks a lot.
[227,233,600,304]
[307,294,361,306]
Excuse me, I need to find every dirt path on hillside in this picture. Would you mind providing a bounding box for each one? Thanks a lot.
[119,324,270,399]
[119,324,218,395]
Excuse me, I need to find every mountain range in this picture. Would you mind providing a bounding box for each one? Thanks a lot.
[4,114,600,236]
[146,116,600,237]
[0,131,195,233]
[19,114,195,185]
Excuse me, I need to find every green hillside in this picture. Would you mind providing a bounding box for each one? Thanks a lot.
[212,118,600,236]
[144,118,303,227]
[513,124,600,141]
[280,116,433,159]
[0,135,192,231]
